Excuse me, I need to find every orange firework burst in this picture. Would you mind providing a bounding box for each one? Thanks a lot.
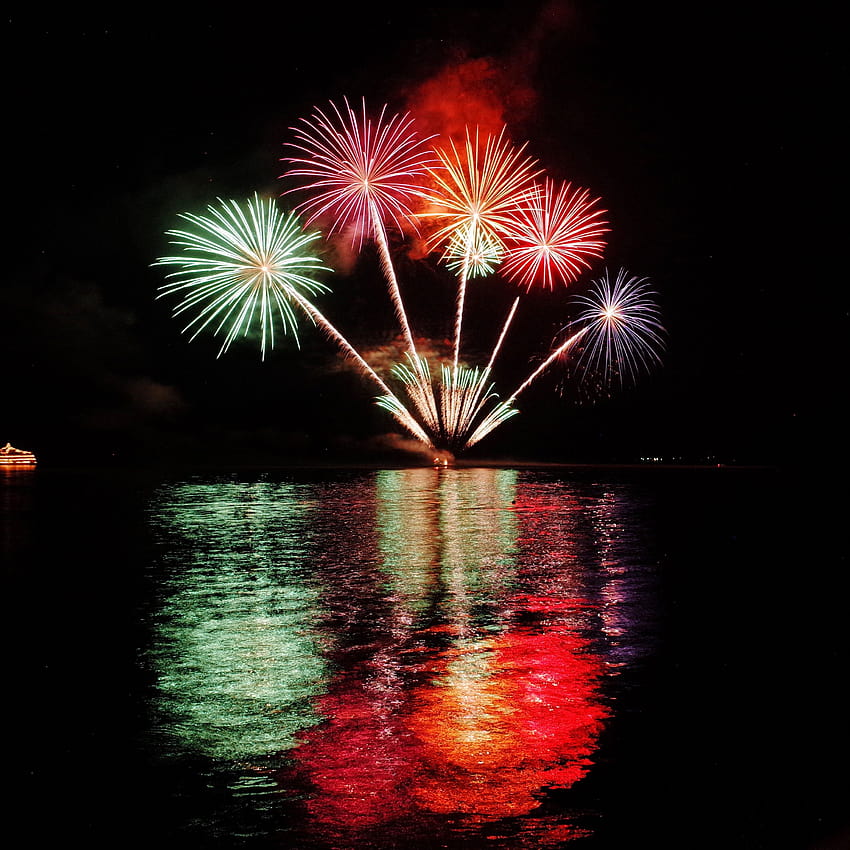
[420,125,540,252]
[419,126,540,369]
[501,178,609,291]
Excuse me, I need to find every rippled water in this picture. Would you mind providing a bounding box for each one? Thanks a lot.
[6,463,844,849]
[138,468,659,848]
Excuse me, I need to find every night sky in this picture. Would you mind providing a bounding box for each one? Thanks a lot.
[2,2,837,468]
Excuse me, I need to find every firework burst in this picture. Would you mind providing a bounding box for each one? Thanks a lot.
[503,268,665,408]
[421,126,540,249]
[154,194,330,360]
[444,224,504,279]
[282,97,437,362]
[501,179,609,291]
[154,195,435,445]
[569,267,666,389]
[282,96,435,244]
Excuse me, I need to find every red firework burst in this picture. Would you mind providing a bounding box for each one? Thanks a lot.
[501,178,609,291]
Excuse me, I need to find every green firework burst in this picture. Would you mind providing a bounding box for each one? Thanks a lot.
[154,194,331,359]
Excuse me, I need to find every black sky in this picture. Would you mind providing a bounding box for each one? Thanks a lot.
[2,2,838,468]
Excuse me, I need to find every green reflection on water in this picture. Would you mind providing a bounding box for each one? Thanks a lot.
[146,478,327,761]
[375,468,519,623]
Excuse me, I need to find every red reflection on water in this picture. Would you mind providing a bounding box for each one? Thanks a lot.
[296,679,423,828]
[286,595,607,835]
[407,597,608,819]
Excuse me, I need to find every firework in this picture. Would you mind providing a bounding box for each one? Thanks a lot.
[377,355,441,437]
[154,194,330,360]
[421,126,540,250]
[501,179,609,291]
[282,97,436,360]
[283,96,436,243]
[569,267,666,389]
[504,268,665,406]
[154,195,434,445]
[439,363,519,451]
[377,356,519,453]
[420,126,541,368]
[156,101,666,459]
[460,176,609,392]
[444,224,504,279]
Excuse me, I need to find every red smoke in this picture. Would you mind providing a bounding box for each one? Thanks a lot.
[402,55,537,145]
[399,0,575,145]
[397,1,576,257]
[399,54,538,260]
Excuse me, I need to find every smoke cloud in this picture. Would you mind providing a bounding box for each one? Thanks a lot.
[399,1,575,143]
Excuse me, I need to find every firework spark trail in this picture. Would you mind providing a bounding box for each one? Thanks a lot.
[486,296,520,374]
[507,325,591,406]
[460,324,590,449]
[384,354,441,436]
[451,236,472,373]
[421,126,540,370]
[444,364,516,447]
[455,317,583,448]
[291,292,435,446]
[375,357,439,446]
[440,364,489,443]
[465,399,520,448]
[282,97,436,363]
[462,326,590,449]
[370,206,421,360]
[501,179,609,291]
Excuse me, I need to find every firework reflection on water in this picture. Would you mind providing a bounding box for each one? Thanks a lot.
[141,466,660,848]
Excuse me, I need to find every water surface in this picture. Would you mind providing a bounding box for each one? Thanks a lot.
[5,463,843,848]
